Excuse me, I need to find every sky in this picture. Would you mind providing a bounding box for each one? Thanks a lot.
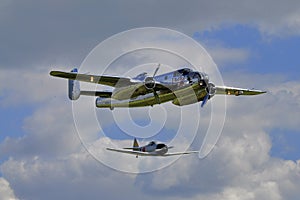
[0,0,300,199]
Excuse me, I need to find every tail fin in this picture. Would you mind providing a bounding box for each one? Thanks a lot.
[133,138,139,148]
[123,138,140,151]
[68,68,80,100]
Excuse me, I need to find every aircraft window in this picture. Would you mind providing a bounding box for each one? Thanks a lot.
[149,141,156,146]
[177,68,191,75]
[164,76,168,80]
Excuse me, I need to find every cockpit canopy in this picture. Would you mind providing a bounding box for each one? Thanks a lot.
[148,141,156,146]
[177,68,191,75]
[133,68,209,83]
[174,68,191,76]
[156,143,166,149]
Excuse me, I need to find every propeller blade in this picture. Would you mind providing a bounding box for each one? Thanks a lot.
[153,64,160,77]
[201,94,209,108]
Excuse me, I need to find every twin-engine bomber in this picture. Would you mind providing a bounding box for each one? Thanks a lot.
[50,65,266,109]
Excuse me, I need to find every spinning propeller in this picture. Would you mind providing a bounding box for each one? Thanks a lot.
[144,64,161,104]
[144,64,160,89]
[201,82,216,107]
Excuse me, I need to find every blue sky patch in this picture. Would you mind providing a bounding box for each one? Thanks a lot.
[194,25,300,80]
[270,129,300,161]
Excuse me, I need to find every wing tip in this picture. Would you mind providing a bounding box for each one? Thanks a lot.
[49,70,66,77]
[49,71,56,76]
[253,90,267,95]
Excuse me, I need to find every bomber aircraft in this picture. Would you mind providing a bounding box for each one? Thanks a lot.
[106,138,198,158]
[50,65,266,109]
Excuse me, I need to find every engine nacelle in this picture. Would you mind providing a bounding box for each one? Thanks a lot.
[68,68,80,100]
[95,97,112,108]
[172,96,199,106]
[95,97,130,110]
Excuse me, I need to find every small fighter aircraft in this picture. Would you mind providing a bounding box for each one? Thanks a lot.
[106,138,199,158]
[50,65,266,109]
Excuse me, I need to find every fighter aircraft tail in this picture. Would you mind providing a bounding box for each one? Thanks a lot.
[133,138,139,148]
[68,68,80,100]
[124,138,140,151]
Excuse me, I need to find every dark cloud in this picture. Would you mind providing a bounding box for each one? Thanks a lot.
[1,0,300,68]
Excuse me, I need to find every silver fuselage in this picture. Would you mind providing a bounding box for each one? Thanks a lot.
[95,68,209,109]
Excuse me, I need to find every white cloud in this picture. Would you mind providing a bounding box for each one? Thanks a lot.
[257,8,300,37]
[2,67,300,198]
[0,177,18,200]
[207,46,250,66]
[1,35,300,199]
[134,129,299,199]
[2,126,298,200]
[195,184,281,200]
[1,59,300,199]
[178,0,300,37]
[0,93,82,159]
[221,73,300,132]
[2,84,300,198]
[1,1,300,199]
[0,67,67,107]
[0,146,152,200]
[130,75,300,198]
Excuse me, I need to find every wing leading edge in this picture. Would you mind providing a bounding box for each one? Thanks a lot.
[162,151,199,156]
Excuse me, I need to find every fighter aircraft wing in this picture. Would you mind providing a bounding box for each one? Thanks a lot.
[50,70,138,87]
[106,148,151,156]
[163,151,199,156]
[215,86,266,96]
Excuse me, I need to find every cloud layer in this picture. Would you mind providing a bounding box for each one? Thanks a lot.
[1,1,300,199]
[1,1,300,68]
[1,66,300,199]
